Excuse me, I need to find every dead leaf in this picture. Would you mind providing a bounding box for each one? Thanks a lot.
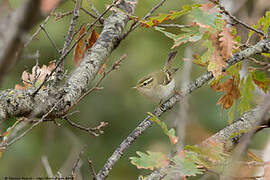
[73,26,86,67]
[208,32,226,78]
[15,61,56,90]
[211,77,240,109]
[73,29,100,67]
[219,21,238,59]
[206,20,238,78]
[84,30,100,53]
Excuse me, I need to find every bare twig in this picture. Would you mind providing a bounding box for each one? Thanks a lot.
[96,39,270,179]
[61,0,82,56]
[87,0,102,17]
[0,98,63,150]
[32,0,117,97]
[24,15,51,47]
[157,24,191,29]
[88,158,97,180]
[40,24,61,53]
[210,0,265,36]
[71,0,103,23]
[51,10,74,20]
[72,145,87,177]
[121,0,167,40]
[64,117,108,136]
[70,54,127,110]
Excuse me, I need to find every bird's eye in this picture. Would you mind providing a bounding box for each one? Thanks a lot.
[143,82,147,86]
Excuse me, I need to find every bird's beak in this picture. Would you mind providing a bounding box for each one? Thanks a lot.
[132,86,138,89]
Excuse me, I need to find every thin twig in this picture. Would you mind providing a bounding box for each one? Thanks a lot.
[31,1,117,97]
[210,0,265,36]
[24,15,51,48]
[96,39,270,179]
[72,145,87,177]
[40,24,61,53]
[64,117,108,136]
[0,98,63,150]
[87,0,102,17]
[51,10,74,20]
[88,158,97,180]
[157,24,191,28]
[61,0,82,60]
[71,0,103,24]
[71,54,127,109]
[121,0,167,40]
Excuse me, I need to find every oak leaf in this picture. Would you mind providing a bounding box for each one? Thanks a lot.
[207,32,226,78]
[73,28,100,67]
[219,21,238,59]
[211,77,240,109]
[73,26,86,67]
[15,61,55,90]
[84,29,100,52]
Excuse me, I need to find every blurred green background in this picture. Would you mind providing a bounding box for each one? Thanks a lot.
[0,0,270,179]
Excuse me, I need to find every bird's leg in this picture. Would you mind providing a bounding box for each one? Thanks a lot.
[174,88,181,95]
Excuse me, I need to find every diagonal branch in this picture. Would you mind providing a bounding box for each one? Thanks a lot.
[0,0,138,121]
[96,39,270,179]
[144,95,270,180]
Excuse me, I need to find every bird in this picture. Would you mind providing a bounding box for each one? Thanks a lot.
[133,51,179,103]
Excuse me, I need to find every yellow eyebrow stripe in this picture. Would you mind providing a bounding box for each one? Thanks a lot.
[140,77,153,86]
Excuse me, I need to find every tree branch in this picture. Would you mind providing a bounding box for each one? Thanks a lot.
[0,0,137,123]
[144,99,270,179]
[96,39,270,179]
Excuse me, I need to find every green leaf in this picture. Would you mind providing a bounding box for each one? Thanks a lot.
[251,70,270,93]
[165,152,203,179]
[238,74,255,114]
[189,7,219,28]
[155,26,202,49]
[227,62,242,81]
[130,151,169,170]
[247,11,270,41]
[262,11,270,34]
[201,39,214,64]
[140,4,200,27]
[148,112,178,144]
[185,143,228,169]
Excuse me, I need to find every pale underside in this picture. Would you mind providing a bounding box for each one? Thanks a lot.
[138,78,175,101]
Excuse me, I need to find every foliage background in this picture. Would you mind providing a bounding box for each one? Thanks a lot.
[0,0,269,179]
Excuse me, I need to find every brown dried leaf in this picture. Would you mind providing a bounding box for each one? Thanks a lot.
[211,77,240,109]
[73,26,86,67]
[219,21,238,59]
[208,32,226,78]
[14,62,56,90]
[84,30,100,52]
